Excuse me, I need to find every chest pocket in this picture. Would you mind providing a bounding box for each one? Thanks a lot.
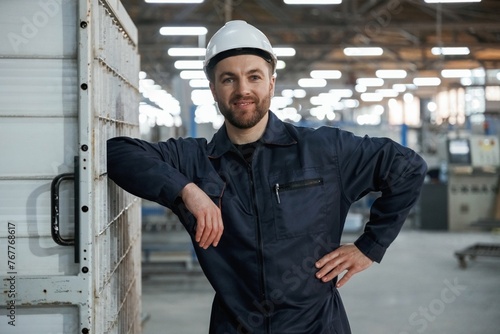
[269,166,336,239]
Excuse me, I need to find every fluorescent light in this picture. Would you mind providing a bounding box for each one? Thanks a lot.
[271,96,293,109]
[413,77,442,86]
[310,96,325,106]
[282,89,294,98]
[191,89,214,106]
[356,78,384,87]
[174,60,204,69]
[376,89,399,98]
[425,0,480,3]
[293,89,307,98]
[282,89,306,99]
[168,47,205,56]
[431,47,470,56]
[329,89,353,98]
[360,93,383,102]
[180,70,206,79]
[298,78,327,88]
[344,99,359,108]
[160,26,207,36]
[497,72,500,81]
[277,60,286,70]
[344,47,383,56]
[273,47,296,57]
[393,84,407,92]
[189,79,210,88]
[355,84,367,93]
[441,69,472,78]
[375,69,407,79]
[284,0,342,4]
[146,0,204,3]
[310,70,342,79]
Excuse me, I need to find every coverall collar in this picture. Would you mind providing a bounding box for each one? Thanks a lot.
[207,111,297,158]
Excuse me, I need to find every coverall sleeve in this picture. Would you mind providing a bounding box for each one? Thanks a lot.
[106,136,192,208]
[336,130,427,263]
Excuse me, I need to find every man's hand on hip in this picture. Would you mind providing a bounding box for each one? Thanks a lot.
[315,243,373,288]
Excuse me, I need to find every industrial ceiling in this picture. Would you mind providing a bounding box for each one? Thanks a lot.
[120,0,500,106]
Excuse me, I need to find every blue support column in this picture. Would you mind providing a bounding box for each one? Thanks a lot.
[189,104,197,138]
[401,123,408,147]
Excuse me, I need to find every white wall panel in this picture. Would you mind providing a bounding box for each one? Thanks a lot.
[0,58,78,116]
[0,117,77,177]
[0,0,77,57]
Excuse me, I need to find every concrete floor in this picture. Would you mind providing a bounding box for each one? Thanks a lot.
[141,230,500,334]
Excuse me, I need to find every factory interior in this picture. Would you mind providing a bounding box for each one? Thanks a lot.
[109,1,500,333]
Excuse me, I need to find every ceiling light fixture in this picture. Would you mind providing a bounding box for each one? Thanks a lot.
[293,89,307,98]
[329,89,353,98]
[413,77,442,86]
[356,78,384,87]
[344,99,360,108]
[431,47,470,56]
[441,69,472,78]
[174,60,204,70]
[189,79,210,88]
[277,60,287,70]
[344,47,383,56]
[284,0,342,4]
[160,26,207,36]
[145,0,204,3]
[355,84,367,93]
[273,47,296,57]
[179,70,206,79]
[375,69,407,79]
[310,70,342,79]
[360,93,383,102]
[392,84,407,92]
[424,0,480,3]
[168,47,205,56]
[376,89,399,98]
[298,78,327,88]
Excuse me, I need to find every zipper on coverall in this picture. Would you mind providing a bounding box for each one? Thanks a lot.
[247,162,271,333]
[273,178,324,204]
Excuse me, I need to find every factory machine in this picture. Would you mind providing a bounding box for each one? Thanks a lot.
[446,135,500,231]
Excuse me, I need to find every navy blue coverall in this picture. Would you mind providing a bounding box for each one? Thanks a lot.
[107,111,427,334]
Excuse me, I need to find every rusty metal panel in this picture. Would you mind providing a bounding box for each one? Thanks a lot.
[91,0,141,333]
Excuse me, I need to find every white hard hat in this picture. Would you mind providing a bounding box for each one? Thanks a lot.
[204,20,277,78]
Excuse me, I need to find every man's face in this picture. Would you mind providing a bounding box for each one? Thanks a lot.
[210,54,275,130]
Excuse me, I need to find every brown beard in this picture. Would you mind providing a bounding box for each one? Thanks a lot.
[218,93,271,129]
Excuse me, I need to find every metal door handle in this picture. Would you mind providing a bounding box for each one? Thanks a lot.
[50,157,80,262]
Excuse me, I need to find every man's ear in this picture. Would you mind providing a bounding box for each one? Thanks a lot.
[209,82,217,102]
[269,75,276,97]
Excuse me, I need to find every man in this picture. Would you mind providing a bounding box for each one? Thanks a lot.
[107,20,427,334]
